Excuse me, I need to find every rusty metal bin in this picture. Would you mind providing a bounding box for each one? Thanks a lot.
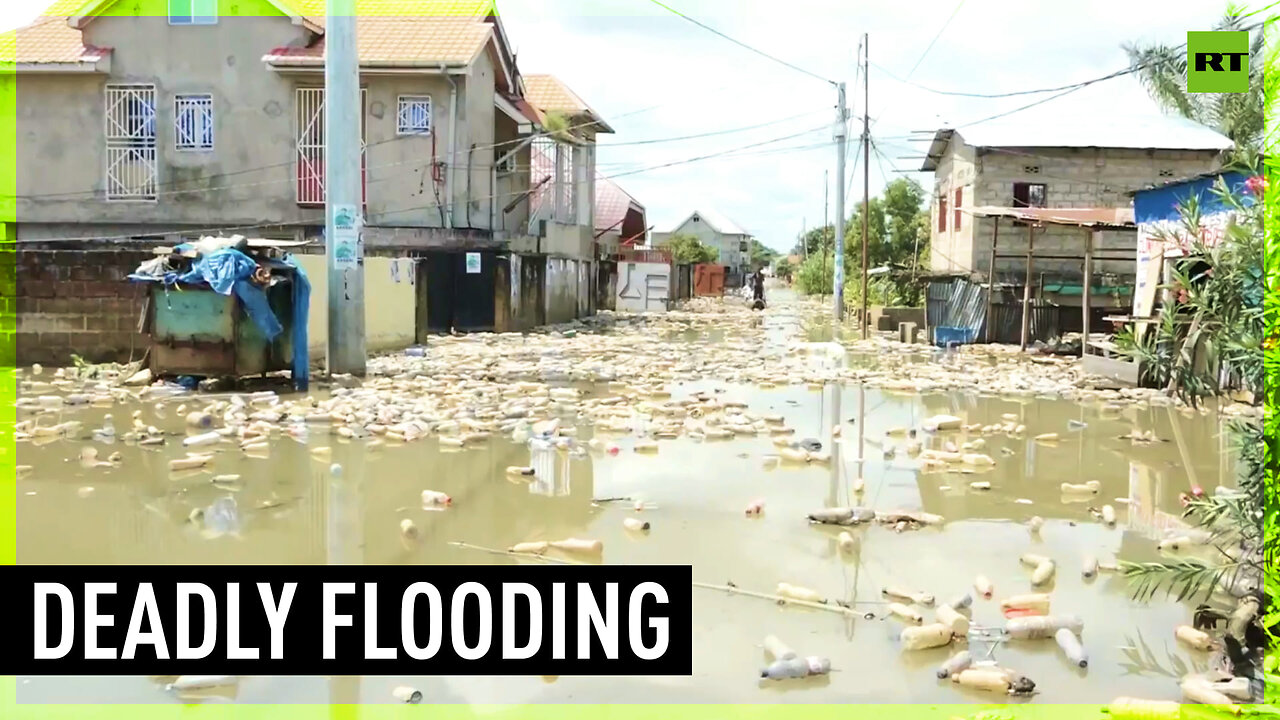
[147,279,295,378]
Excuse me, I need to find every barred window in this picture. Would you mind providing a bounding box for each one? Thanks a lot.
[174,94,214,151]
[397,96,432,135]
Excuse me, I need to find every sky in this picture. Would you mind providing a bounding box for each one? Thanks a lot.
[1,0,1241,252]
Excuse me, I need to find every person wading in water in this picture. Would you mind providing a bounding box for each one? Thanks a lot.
[751,268,766,310]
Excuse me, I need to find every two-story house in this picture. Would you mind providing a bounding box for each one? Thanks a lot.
[652,209,753,287]
[9,0,617,362]
[920,115,1233,300]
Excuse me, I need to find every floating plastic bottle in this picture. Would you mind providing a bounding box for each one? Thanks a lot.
[760,655,830,680]
[882,587,934,606]
[952,669,1010,693]
[887,602,923,625]
[399,519,419,539]
[623,518,650,532]
[184,430,221,448]
[936,603,970,636]
[948,592,973,610]
[1034,432,1059,442]
[509,541,549,554]
[1028,516,1044,533]
[1000,593,1050,614]
[1180,678,1239,712]
[392,685,423,703]
[1031,560,1056,586]
[421,490,452,506]
[974,575,994,599]
[550,538,603,554]
[506,466,535,477]
[1082,555,1099,580]
[776,583,825,604]
[808,507,876,525]
[837,531,857,553]
[1061,481,1101,494]
[901,623,953,651]
[936,650,973,679]
[186,412,214,429]
[1005,615,1083,640]
[1175,625,1214,651]
[763,634,795,660]
[1055,627,1088,667]
[1019,553,1050,568]
[1101,505,1117,525]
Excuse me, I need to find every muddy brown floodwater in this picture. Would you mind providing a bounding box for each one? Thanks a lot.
[16,290,1240,705]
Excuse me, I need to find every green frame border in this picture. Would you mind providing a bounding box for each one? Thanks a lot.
[0,2,1275,718]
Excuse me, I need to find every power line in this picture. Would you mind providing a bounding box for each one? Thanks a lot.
[643,0,835,85]
[598,109,826,146]
[8,124,834,244]
[902,0,967,79]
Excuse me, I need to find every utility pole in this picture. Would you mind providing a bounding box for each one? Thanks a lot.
[325,0,366,375]
[833,83,847,321]
[801,217,807,259]
[860,34,870,339]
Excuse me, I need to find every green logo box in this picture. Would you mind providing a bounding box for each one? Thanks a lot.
[1187,30,1249,93]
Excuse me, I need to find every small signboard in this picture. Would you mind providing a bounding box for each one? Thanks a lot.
[465,252,482,274]
[332,204,361,270]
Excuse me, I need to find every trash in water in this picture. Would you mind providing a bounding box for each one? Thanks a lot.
[392,685,423,703]
[1005,614,1083,640]
[900,623,953,651]
[1054,627,1088,668]
[936,650,973,679]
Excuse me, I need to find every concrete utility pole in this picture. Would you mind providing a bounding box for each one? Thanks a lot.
[833,83,847,321]
[325,0,366,375]
[860,34,870,339]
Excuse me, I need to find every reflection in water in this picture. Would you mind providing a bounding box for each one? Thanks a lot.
[14,291,1238,705]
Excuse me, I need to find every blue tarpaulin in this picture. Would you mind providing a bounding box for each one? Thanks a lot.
[282,254,311,391]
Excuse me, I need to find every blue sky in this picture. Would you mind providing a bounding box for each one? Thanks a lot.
[2,0,1239,251]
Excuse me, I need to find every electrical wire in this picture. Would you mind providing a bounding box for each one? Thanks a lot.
[643,0,836,85]
[7,124,835,244]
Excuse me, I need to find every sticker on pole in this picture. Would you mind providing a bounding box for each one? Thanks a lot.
[465,252,482,274]
[332,204,361,270]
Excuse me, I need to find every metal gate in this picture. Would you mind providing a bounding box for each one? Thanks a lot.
[694,263,724,296]
[296,88,367,206]
[417,252,498,333]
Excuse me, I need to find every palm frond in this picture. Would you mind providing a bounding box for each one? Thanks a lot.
[1123,558,1241,604]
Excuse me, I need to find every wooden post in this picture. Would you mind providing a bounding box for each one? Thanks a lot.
[1020,224,1034,351]
[986,217,999,343]
[1082,229,1093,358]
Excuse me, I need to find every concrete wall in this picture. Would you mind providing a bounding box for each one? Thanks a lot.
[928,141,1221,281]
[293,254,416,356]
[18,14,315,228]
[616,261,670,313]
[545,257,579,325]
[17,11,499,238]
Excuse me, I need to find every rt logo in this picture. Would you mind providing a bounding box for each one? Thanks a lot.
[1187,30,1249,93]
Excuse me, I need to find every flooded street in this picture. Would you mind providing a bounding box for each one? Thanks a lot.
[15,289,1240,705]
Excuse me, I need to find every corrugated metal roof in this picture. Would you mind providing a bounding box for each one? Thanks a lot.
[921,114,1233,171]
[966,205,1135,229]
[595,176,645,234]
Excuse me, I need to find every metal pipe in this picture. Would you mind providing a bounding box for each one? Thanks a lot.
[1020,224,1034,352]
[1082,230,1093,358]
[986,217,999,343]
[442,64,458,229]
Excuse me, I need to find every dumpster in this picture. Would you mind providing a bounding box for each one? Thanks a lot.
[130,236,311,389]
[147,271,297,378]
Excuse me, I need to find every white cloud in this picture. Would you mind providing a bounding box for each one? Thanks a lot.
[2,0,1236,251]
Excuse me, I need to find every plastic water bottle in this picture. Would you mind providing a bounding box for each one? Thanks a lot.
[405,346,427,357]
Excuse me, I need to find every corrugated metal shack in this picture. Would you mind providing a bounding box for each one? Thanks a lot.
[925,206,1136,351]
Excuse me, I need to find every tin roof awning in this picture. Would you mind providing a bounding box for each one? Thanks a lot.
[965,206,1135,229]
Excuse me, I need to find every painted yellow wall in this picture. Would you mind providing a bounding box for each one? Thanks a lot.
[294,255,417,356]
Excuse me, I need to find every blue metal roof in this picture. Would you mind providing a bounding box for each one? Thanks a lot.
[1132,170,1251,225]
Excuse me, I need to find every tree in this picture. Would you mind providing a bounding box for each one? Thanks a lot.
[750,239,779,269]
[773,257,794,282]
[1113,174,1273,695]
[1122,8,1264,161]
[665,233,718,264]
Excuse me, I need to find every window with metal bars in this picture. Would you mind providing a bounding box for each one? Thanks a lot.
[937,193,948,233]
[169,0,217,25]
[105,84,157,201]
[174,94,214,151]
[953,187,962,230]
[396,96,432,135]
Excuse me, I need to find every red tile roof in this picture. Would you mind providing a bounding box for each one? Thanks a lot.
[264,16,492,67]
[3,16,111,65]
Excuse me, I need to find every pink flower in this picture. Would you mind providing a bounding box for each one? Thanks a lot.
[1178,289,1189,304]
[1245,175,1268,195]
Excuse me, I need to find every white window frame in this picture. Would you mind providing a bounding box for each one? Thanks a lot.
[396,95,432,135]
[174,93,214,151]
[169,0,218,25]
[104,83,158,202]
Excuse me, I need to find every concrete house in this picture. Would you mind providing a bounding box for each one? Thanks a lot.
[920,115,1233,295]
[652,209,753,286]
[10,0,611,362]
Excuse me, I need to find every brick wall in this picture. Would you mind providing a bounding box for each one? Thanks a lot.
[16,245,152,366]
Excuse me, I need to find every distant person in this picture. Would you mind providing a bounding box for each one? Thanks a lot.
[751,268,766,310]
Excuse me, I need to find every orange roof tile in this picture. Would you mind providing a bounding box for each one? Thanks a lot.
[3,16,111,64]
[264,16,492,66]
[522,74,592,115]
